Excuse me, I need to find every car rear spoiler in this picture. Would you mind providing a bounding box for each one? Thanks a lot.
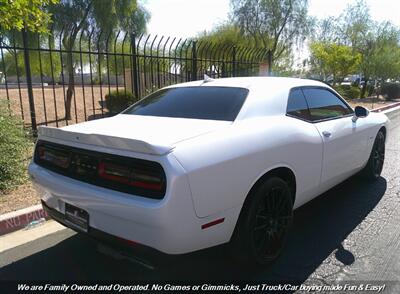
[37,126,173,156]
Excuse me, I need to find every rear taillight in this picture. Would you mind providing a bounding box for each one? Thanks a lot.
[34,140,166,198]
[37,145,70,169]
[98,162,131,183]
[99,161,163,191]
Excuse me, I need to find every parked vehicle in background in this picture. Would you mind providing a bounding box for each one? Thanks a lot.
[340,77,352,86]
[29,77,389,265]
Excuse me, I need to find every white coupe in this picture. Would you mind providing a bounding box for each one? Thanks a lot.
[29,77,388,265]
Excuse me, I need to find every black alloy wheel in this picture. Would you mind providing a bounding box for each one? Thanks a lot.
[231,177,293,265]
[251,185,293,260]
[362,130,385,180]
[371,131,385,177]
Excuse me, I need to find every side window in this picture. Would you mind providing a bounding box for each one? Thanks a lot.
[286,88,310,121]
[302,88,353,121]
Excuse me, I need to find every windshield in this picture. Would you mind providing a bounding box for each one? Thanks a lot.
[123,86,249,121]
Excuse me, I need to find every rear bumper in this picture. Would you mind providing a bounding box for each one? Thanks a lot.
[41,199,168,264]
[29,161,237,254]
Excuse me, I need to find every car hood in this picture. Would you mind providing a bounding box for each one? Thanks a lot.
[37,114,231,155]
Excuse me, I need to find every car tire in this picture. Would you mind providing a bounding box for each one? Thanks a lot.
[362,130,385,180]
[230,177,293,265]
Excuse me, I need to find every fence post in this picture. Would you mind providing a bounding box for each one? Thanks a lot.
[267,49,272,75]
[232,46,237,77]
[22,28,37,133]
[221,61,226,78]
[191,41,197,81]
[130,33,139,99]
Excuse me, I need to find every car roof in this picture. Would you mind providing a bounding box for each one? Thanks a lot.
[164,76,329,92]
[163,77,335,120]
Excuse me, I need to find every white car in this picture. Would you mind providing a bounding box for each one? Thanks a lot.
[29,77,388,265]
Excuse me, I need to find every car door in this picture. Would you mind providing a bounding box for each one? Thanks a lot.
[301,87,370,188]
[286,88,324,206]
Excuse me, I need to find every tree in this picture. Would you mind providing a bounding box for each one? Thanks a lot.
[197,22,297,75]
[340,0,372,97]
[309,1,400,97]
[0,0,57,33]
[369,32,400,83]
[309,42,361,84]
[340,0,370,47]
[230,0,313,68]
[0,0,60,80]
[1,31,61,77]
[362,22,400,93]
[311,17,340,44]
[197,24,254,48]
[196,24,258,75]
[338,0,400,97]
[48,0,149,119]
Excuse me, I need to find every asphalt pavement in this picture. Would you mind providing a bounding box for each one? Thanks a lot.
[0,110,399,289]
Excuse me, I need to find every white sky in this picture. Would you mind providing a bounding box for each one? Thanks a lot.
[142,0,400,65]
[142,0,400,38]
[142,0,231,38]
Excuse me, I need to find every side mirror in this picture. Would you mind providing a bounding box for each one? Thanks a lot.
[352,106,369,122]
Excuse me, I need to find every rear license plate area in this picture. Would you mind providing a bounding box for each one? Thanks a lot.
[65,203,89,233]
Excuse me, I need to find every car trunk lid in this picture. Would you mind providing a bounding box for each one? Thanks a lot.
[38,114,231,155]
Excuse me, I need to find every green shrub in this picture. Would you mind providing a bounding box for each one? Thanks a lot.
[105,91,137,114]
[0,102,32,192]
[334,85,361,99]
[381,83,400,100]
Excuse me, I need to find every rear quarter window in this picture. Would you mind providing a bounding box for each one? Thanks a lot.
[286,88,310,121]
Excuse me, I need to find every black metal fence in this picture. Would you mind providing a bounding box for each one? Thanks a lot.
[0,28,271,132]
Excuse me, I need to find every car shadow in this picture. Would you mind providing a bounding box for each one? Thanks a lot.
[0,176,387,282]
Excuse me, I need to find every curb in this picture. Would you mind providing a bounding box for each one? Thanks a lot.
[371,101,400,113]
[0,204,49,236]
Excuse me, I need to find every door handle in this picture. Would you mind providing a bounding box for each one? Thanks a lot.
[322,131,332,138]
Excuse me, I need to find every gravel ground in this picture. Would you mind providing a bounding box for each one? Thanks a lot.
[0,86,117,128]
[0,181,40,214]
[347,96,399,110]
